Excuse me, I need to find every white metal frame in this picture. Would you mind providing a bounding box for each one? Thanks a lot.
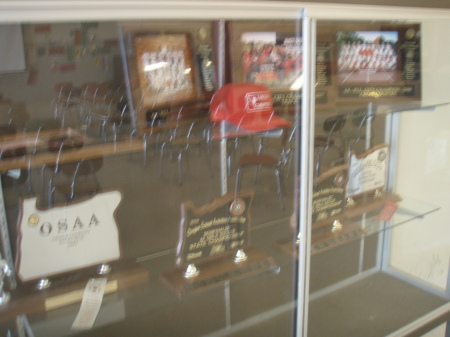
[0,1,449,22]
[0,2,449,337]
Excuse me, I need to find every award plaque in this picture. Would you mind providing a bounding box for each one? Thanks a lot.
[275,165,364,257]
[161,190,276,296]
[196,43,216,96]
[316,21,421,103]
[312,165,347,225]
[344,144,402,218]
[346,144,389,203]
[336,26,420,101]
[3,190,149,320]
[175,192,252,267]
[16,190,122,282]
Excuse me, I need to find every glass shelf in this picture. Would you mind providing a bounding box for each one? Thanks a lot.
[310,194,440,255]
[376,100,450,115]
[315,101,450,125]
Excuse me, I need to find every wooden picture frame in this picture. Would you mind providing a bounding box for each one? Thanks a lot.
[228,21,301,91]
[227,21,333,108]
[317,21,421,103]
[133,33,198,128]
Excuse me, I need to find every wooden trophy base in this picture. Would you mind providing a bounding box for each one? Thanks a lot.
[0,260,149,322]
[310,221,364,254]
[274,219,364,258]
[344,193,402,219]
[160,246,276,297]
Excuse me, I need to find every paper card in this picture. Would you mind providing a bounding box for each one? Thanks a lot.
[71,278,107,330]
[16,191,122,282]
[377,200,399,222]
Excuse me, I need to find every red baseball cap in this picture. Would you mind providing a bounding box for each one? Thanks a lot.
[210,83,292,131]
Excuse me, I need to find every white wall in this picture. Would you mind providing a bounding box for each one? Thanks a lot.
[0,22,120,119]
[389,18,450,293]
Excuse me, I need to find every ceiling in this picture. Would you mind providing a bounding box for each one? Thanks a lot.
[272,0,450,8]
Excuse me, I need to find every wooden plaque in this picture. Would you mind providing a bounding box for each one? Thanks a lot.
[175,190,254,266]
[312,165,348,225]
[161,190,276,296]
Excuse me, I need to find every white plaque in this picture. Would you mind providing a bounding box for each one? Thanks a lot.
[16,191,122,282]
[346,145,389,198]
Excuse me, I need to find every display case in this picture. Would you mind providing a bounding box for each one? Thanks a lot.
[0,2,448,336]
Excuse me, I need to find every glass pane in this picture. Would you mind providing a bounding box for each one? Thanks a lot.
[308,18,450,337]
[0,17,302,337]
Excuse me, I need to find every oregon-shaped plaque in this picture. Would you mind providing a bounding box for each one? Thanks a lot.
[16,190,122,282]
[161,189,276,296]
[176,190,253,266]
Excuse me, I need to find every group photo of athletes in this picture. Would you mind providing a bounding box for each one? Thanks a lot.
[141,48,190,93]
[336,31,400,84]
[241,32,303,89]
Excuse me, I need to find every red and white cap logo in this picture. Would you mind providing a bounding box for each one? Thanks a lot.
[210,82,292,131]
[245,91,272,113]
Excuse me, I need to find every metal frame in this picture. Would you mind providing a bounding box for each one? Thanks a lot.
[381,107,450,301]
[296,10,315,337]
[0,2,449,337]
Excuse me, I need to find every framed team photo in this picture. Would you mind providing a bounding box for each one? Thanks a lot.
[228,21,332,107]
[322,22,421,102]
[239,31,302,91]
[134,33,197,109]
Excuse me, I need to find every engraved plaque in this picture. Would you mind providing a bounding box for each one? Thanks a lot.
[312,165,347,224]
[197,43,215,94]
[162,189,276,296]
[176,190,253,266]
[346,144,389,199]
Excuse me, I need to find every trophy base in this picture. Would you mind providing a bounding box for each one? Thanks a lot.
[274,220,364,258]
[0,260,149,323]
[160,246,276,297]
[310,221,364,254]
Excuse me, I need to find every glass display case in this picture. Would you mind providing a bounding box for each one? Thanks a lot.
[0,2,448,336]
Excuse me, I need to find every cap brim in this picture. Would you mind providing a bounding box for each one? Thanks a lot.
[228,114,292,131]
[210,87,230,122]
